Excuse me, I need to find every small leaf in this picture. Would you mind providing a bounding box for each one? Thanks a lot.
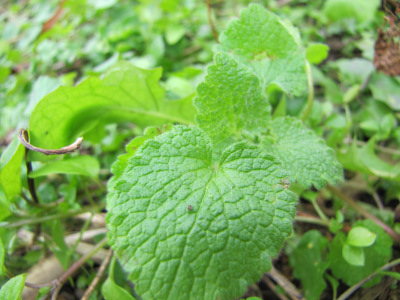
[347,227,377,247]
[378,271,400,280]
[107,125,297,300]
[29,156,100,178]
[343,84,360,104]
[328,220,392,287]
[306,43,329,64]
[261,116,343,189]
[102,278,136,300]
[342,244,365,266]
[0,136,25,202]
[290,230,329,300]
[219,4,307,96]
[101,256,136,300]
[0,273,27,300]
[28,62,196,161]
[165,24,186,45]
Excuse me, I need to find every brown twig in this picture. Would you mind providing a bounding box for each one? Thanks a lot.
[327,185,400,244]
[51,237,108,300]
[262,275,290,300]
[81,249,113,300]
[41,0,67,34]
[18,129,83,156]
[337,257,400,300]
[266,266,304,300]
[206,0,219,43]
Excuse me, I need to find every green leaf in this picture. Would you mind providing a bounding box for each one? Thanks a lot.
[102,278,136,300]
[290,230,329,300]
[378,271,400,281]
[195,52,271,154]
[0,136,25,202]
[219,4,307,96]
[306,43,329,65]
[28,62,196,161]
[328,220,392,287]
[107,125,297,300]
[342,244,365,266]
[0,238,7,276]
[261,117,343,189]
[0,273,27,300]
[347,227,377,247]
[29,156,100,178]
[165,24,186,45]
[107,125,171,197]
[323,0,380,24]
[102,256,136,300]
[369,73,400,110]
[337,139,400,181]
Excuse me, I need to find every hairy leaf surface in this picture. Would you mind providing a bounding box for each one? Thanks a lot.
[262,117,343,189]
[107,125,297,300]
[28,62,195,161]
[219,4,307,96]
[195,52,270,154]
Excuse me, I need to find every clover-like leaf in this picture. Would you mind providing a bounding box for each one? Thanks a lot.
[107,125,297,300]
[195,52,270,155]
[219,4,307,96]
[28,62,195,161]
[261,117,343,189]
[329,220,392,287]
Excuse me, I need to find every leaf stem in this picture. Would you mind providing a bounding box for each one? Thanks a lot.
[337,257,400,300]
[295,214,330,227]
[301,61,314,122]
[327,185,400,244]
[206,0,219,43]
[311,199,329,221]
[0,206,103,228]
[81,248,113,300]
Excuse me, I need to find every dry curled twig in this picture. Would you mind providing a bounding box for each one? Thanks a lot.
[18,129,83,156]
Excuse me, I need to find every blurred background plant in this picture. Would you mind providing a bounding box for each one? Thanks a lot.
[1,0,399,299]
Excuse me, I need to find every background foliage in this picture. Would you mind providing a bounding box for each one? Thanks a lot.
[0,0,399,299]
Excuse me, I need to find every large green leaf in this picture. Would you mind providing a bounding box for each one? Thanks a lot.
[261,117,343,189]
[107,125,297,300]
[219,4,307,96]
[28,62,196,161]
[195,52,270,154]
